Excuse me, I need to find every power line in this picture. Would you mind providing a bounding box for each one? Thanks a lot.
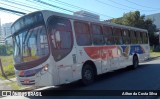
[0,7,26,15]
[33,0,74,13]
[96,0,158,12]
[108,0,136,10]
[2,0,40,11]
[31,0,107,20]
[51,0,114,18]
[95,0,130,11]
[17,0,54,10]
[0,1,31,13]
[125,0,160,10]
[0,0,113,20]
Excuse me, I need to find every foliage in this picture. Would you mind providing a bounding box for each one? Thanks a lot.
[0,45,13,56]
[0,55,15,79]
[2,64,15,78]
[150,51,160,58]
[0,55,13,67]
[0,45,7,56]
[5,82,23,90]
[111,11,158,46]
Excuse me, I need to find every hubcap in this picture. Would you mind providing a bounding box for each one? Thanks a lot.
[84,70,92,80]
[134,57,138,67]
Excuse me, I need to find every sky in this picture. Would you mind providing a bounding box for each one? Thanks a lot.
[0,0,160,24]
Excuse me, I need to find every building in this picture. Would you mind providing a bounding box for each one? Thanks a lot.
[146,13,160,29]
[146,13,160,46]
[1,22,13,45]
[73,10,100,21]
[0,19,5,45]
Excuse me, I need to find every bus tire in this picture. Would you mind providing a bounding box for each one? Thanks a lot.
[81,64,95,85]
[132,55,139,69]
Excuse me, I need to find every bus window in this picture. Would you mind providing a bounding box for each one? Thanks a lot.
[91,24,105,45]
[113,28,123,45]
[122,29,130,44]
[103,26,114,45]
[130,30,137,44]
[74,21,92,46]
[48,17,73,61]
[141,32,148,44]
[136,31,142,44]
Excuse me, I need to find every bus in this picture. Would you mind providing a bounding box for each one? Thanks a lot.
[11,10,150,86]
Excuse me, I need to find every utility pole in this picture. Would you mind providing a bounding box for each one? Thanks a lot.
[0,59,6,77]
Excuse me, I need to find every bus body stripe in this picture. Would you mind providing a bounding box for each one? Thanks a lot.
[84,45,145,60]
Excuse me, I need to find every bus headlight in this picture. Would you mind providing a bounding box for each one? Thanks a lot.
[43,64,49,71]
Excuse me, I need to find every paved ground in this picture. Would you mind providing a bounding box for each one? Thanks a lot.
[0,78,16,90]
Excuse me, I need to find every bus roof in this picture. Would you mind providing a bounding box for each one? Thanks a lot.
[12,10,148,33]
[42,10,148,32]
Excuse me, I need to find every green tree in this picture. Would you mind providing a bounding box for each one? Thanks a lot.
[0,45,7,56]
[111,11,158,46]
[0,45,13,56]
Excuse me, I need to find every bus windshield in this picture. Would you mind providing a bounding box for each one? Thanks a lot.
[12,12,49,64]
[13,25,49,64]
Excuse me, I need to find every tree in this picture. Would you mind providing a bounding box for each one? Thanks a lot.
[111,11,158,46]
[0,45,13,56]
[0,45,7,56]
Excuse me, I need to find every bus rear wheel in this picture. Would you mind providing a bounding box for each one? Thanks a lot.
[82,64,95,85]
[132,55,139,69]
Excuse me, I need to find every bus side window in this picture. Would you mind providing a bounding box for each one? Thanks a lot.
[48,16,73,61]
[145,32,149,44]
[103,26,114,45]
[113,28,123,45]
[74,21,92,46]
[91,24,105,45]
[141,32,148,44]
[122,29,130,44]
[130,30,137,44]
[136,31,142,44]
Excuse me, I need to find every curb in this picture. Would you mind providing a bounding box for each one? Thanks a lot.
[142,56,160,63]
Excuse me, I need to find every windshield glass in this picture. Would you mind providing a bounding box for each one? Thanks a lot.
[13,25,49,64]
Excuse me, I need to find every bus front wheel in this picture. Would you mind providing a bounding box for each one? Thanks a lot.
[81,64,95,85]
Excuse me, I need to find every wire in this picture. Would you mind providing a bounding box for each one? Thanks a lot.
[96,0,159,12]
[50,0,114,18]
[108,0,136,10]
[2,0,40,11]
[125,0,160,10]
[95,0,130,11]
[31,0,107,20]
[0,7,25,16]
[0,1,31,13]
[33,0,74,13]
[0,0,112,20]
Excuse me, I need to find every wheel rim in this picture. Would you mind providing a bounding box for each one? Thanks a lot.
[84,69,92,81]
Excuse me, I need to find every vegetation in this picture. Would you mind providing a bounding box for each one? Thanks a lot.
[150,52,160,58]
[0,55,13,67]
[150,47,160,57]
[0,45,13,56]
[111,11,158,46]
[0,55,15,79]
[5,82,26,90]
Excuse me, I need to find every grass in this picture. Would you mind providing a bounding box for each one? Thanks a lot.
[0,55,13,67]
[150,51,160,58]
[0,55,15,79]
[5,81,27,90]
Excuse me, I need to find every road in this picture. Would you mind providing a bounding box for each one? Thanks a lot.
[1,58,160,99]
